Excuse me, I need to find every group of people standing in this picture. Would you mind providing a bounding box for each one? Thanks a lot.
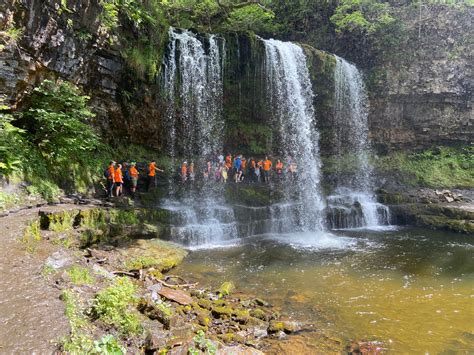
[179,154,298,184]
[104,160,164,197]
[104,154,299,197]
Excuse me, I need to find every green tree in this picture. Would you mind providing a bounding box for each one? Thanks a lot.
[330,0,395,34]
[19,80,101,181]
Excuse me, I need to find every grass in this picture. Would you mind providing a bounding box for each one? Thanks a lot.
[92,277,142,335]
[67,265,95,285]
[376,146,474,189]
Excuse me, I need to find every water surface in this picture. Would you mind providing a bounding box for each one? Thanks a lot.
[174,228,474,353]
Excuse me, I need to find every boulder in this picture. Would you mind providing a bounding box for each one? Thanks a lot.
[158,286,194,305]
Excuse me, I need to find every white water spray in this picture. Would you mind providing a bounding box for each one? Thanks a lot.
[330,56,390,228]
[263,39,325,232]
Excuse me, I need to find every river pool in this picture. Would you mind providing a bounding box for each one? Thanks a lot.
[174,227,474,353]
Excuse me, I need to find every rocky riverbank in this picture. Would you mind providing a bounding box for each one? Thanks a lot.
[0,203,349,354]
[377,188,474,234]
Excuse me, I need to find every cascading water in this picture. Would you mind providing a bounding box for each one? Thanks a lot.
[163,28,224,158]
[161,28,238,247]
[263,39,326,232]
[328,56,390,229]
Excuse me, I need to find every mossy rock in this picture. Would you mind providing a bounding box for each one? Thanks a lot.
[40,210,80,231]
[250,308,268,321]
[211,306,233,318]
[197,298,213,310]
[118,239,187,272]
[268,320,301,334]
[233,309,250,323]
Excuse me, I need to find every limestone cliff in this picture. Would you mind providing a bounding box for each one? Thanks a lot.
[365,5,473,152]
[0,1,472,154]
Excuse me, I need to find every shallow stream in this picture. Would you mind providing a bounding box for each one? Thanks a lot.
[174,227,474,353]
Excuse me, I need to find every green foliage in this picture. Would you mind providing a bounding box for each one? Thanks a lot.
[62,289,89,332]
[20,220,41,253]
[0,110,26,176]
[92,277,142,335]
[189,330,217,355]
[21,80,99,171]
[93,335,126,354]
[41,264,56,277]
[330,0,395,34]
[26,180,62,202]
[224,4,279,34]
[67,265,96,285]
[376,146,474,188]
[0,191,21,211]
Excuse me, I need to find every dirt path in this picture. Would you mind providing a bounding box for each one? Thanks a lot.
[0,205,90,353]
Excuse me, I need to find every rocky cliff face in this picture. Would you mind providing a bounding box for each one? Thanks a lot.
[365,5,473,152]
[1,0,167,149]
[1,1,472,154]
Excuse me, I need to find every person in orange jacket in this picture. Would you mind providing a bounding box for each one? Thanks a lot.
[275,159,284,181]
[148,160,164,191]
[105,160,115,197]
[114,163,124,197]
[181,161,188,183]
[129,162,139,195]
[263,156,272,183]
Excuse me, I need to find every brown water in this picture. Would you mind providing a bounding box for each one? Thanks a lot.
[174,227,474,353]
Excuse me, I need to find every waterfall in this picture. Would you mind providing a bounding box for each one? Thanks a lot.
[161,28,238,247]
[329,56,390,229]
[262,39,325,232]
[163,28,224,158]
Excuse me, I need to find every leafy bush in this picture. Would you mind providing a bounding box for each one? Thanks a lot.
[20,80,100,176]
[0,109,26,177]
[92,277,142,335]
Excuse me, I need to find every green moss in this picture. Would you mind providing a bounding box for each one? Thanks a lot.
[250,308,267,320]
[211,306,233,318]
[67,265,95,285]
[92,277,142,335]
[197,299,213,310]
[124,256,161,270]
[47,210,77,232]
[78,209,108,230]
